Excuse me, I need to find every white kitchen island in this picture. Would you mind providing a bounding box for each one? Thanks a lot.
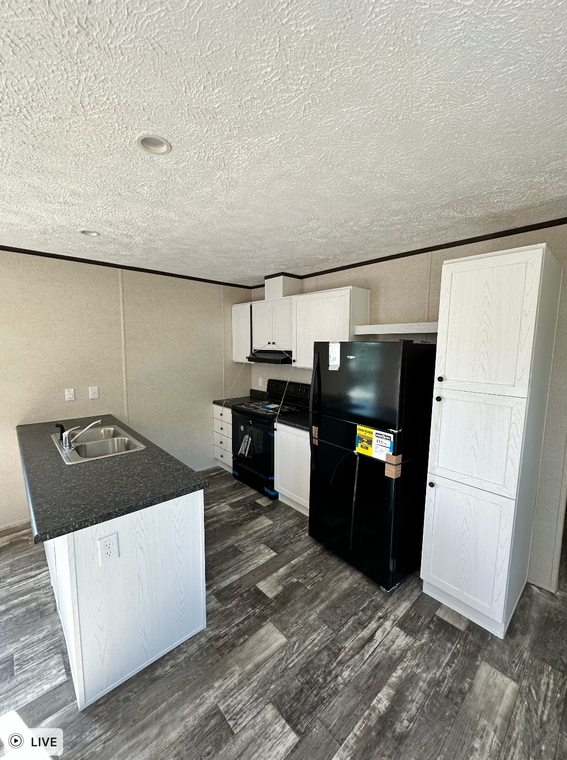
[17,414,208,710]
[44,491,205,709]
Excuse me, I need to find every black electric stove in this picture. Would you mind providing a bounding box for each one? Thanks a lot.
[232,379,310,498]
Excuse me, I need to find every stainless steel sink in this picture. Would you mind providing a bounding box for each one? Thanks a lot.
[51,425,146,465]
[74,437,140,458]
[67,426,125,444]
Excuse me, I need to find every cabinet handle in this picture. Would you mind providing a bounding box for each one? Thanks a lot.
[428,482,434,487]
[437,376,443,382]
[435,396,442,402]
[292,359,296,363]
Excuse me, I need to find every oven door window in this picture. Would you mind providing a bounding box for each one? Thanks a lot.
[232,413,273,477]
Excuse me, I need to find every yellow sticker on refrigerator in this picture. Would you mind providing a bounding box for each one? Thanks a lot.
[355,426,374,456]
[356,426,394,462]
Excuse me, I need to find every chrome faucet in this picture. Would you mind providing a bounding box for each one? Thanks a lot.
[61,420,102,450]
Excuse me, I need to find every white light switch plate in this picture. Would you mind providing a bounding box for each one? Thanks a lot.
[258,377,263,387]
[89,386,99,399]
[65,388,75,402]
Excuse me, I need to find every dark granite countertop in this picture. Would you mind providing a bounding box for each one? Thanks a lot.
[17,414,209,544]
[214,391,308,430]
[275,412,310,432]
[213,389,268,409]
[212,396,253,409]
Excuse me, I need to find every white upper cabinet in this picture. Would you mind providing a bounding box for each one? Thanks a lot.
[252,299,293,351]
[292,287,370,369]
[273,299,293,349]
[293,291,350,368]
[434,249,543,396]
[232,302,251,363]
[252,301,273,350]
[240,286,369,367]
[429,389,526,498]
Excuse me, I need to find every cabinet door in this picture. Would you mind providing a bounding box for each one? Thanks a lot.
[274,424,311,509]
[252,301,273,350]
[421,476,514,621]
[293,291,350,368]
[273,299,293,350]
[232,303,251,363]
[435,249,542,396]
[429,390,526,498]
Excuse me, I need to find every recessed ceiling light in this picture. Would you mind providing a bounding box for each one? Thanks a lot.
[136,134,172,155]
[80,230,100,237]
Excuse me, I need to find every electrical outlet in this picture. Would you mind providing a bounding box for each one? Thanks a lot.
[89,386,99,399]
[98,533,119,565]
[65,388,75,402]
[258,377,263,387]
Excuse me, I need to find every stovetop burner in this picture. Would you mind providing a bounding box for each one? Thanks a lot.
[232,379,310,420]
[233,400,304,418]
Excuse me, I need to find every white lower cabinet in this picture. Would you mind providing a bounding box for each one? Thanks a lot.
[45,492,206,709]
[212,404,232,472]
[274,423,310,514]
[421,477,514,632]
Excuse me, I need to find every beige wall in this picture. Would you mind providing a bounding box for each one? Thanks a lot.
[251,364,313,388]
[0,252,251,530]
[296,225,567,592]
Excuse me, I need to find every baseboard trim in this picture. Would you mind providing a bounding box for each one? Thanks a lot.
[422,581,508,639]
[0,519,32,539]
[278,493,309,516]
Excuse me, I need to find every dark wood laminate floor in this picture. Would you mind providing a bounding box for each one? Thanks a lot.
[2,467,567,759]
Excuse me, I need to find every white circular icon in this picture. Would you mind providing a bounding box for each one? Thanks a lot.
[9,733,24,748]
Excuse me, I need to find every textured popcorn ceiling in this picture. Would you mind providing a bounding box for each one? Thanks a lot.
[1,1,566,286]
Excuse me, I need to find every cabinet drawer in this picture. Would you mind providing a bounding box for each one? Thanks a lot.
[214,432,232,453]
[213,404,232,422]
[429,390,526,498]
[214,445,231,465]
[421,475,514,621]
[214,418,232,436]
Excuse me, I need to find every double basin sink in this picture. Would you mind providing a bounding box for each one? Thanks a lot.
[52,425,146,465]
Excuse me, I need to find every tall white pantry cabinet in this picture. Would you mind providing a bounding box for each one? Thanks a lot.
[421,244,562,638]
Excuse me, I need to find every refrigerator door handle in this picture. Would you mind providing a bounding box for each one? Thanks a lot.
[309,349,321,456]
[349,453,361,551]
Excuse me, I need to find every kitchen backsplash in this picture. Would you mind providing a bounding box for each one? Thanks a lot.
[251,364,313,389]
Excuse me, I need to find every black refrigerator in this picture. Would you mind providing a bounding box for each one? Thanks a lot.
[309,340,436,591]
